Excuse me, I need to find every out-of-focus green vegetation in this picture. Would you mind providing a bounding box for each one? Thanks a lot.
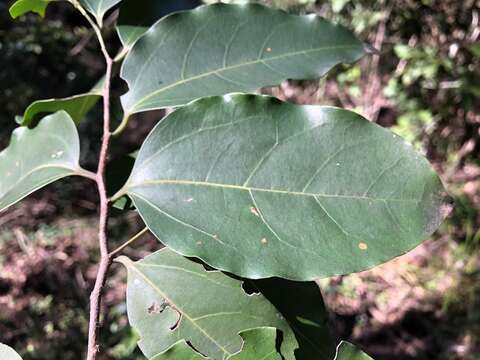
[0,0,479,359]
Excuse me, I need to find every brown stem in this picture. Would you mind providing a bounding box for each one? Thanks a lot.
[86,53,113,360]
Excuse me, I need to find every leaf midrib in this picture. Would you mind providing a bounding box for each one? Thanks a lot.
[126,44,359,113]
[127,262,234,358]
[127,179,420,203]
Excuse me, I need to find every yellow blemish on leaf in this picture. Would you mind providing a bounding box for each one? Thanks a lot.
[196,241,202,245]
[358,242,368,251]
[261,238,268,244]
[266,47,272,52]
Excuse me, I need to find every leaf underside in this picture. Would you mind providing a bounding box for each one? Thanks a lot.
[123,94,450,281]
[120,3,365,114]
[117,248,298,360]
[334,341,373,360]
[0,111,83,212]
[79,0,122,25]
[151,327,281,360]
[0,343,23,360]
[17,77,104,126]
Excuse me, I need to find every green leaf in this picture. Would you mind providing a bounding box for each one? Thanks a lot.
[79,0,122,26]
[334,341,373,360]
[120,3,365,115]
[17,78,104,127]
[150,327,281,360]
[116,248,298,359]
[119,94,451,280]
[0,111,87,212]
[9,0,51,18]
[0,343,23,360]
[251,279,335,360]
[117,0,201,49]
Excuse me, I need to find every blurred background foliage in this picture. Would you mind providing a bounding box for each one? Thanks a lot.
[0,0,479,359]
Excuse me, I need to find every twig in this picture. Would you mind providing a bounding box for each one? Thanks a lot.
[68,1,115,359]
[109,227,149,258]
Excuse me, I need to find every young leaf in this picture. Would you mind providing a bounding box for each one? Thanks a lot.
[120,3,365,115]
[79,0,122,26]
[117,0,201,50]
[118,94,451,281]
[334,342,373,360]
[0,111,87,212]
[17,78,104,126]
[9,0,51,18]
[150,328,281,360]
[0,343,23,360]
[251,279,336,360]
[116,248,298,360]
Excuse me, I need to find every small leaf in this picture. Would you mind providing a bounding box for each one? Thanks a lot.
[334,342,373,360]
[117,248,298,359]
[9,0,51,18]
[0,111,86,212]
[251,279,336,360]
[117,0,201,49]
[0,343,23,360]
[150,327,280,360]
[119,94,451,280]
[17,78,104,127]
[120,3,365,115]
[79,0,122,26]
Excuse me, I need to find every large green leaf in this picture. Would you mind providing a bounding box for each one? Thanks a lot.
[0,111,87,212]
[117,0,201,50]
[9,0,51,18]
[17,78,104,127]
[79,0,122,26]
[120,3,365,115]
[117,248,298,359]
[334,342,373,360]
[0,344,23,360]
[151,328,281,360]
[117,94,450,280]
[251,278,335,360]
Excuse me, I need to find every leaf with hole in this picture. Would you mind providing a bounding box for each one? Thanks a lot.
[334,342,373,360]
[151,327,281,360]
[250,278,335,360]
[17,77,104,127]
[118,94,451,280]
[120,3,365,115]
[0,111,87,212]
[117,248,298,359]
[9,0,51,18]
[0,343,23,360]
[117,0,201,49]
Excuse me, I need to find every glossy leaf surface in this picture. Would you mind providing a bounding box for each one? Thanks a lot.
[335,342,373,360]
[79,0,122,26]
[251,278,335,359]
[17,78,104,126]
[120,3,365,114]
[121,94,450,280]
[0,343,23,360]
[0,111,85,212]
[117,0,201,49]
[9,0,51,18]
[117,248,297,359]
[151,328,280,360]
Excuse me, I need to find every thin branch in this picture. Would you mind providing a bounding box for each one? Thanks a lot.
[109,227,150,258]
[69,1,115,358]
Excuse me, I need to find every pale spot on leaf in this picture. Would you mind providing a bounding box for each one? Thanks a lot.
[266,47,272,52]
[358,242,368,251]
[184,197,194,202]
[250,206,259,217]
[261,238,268,244]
